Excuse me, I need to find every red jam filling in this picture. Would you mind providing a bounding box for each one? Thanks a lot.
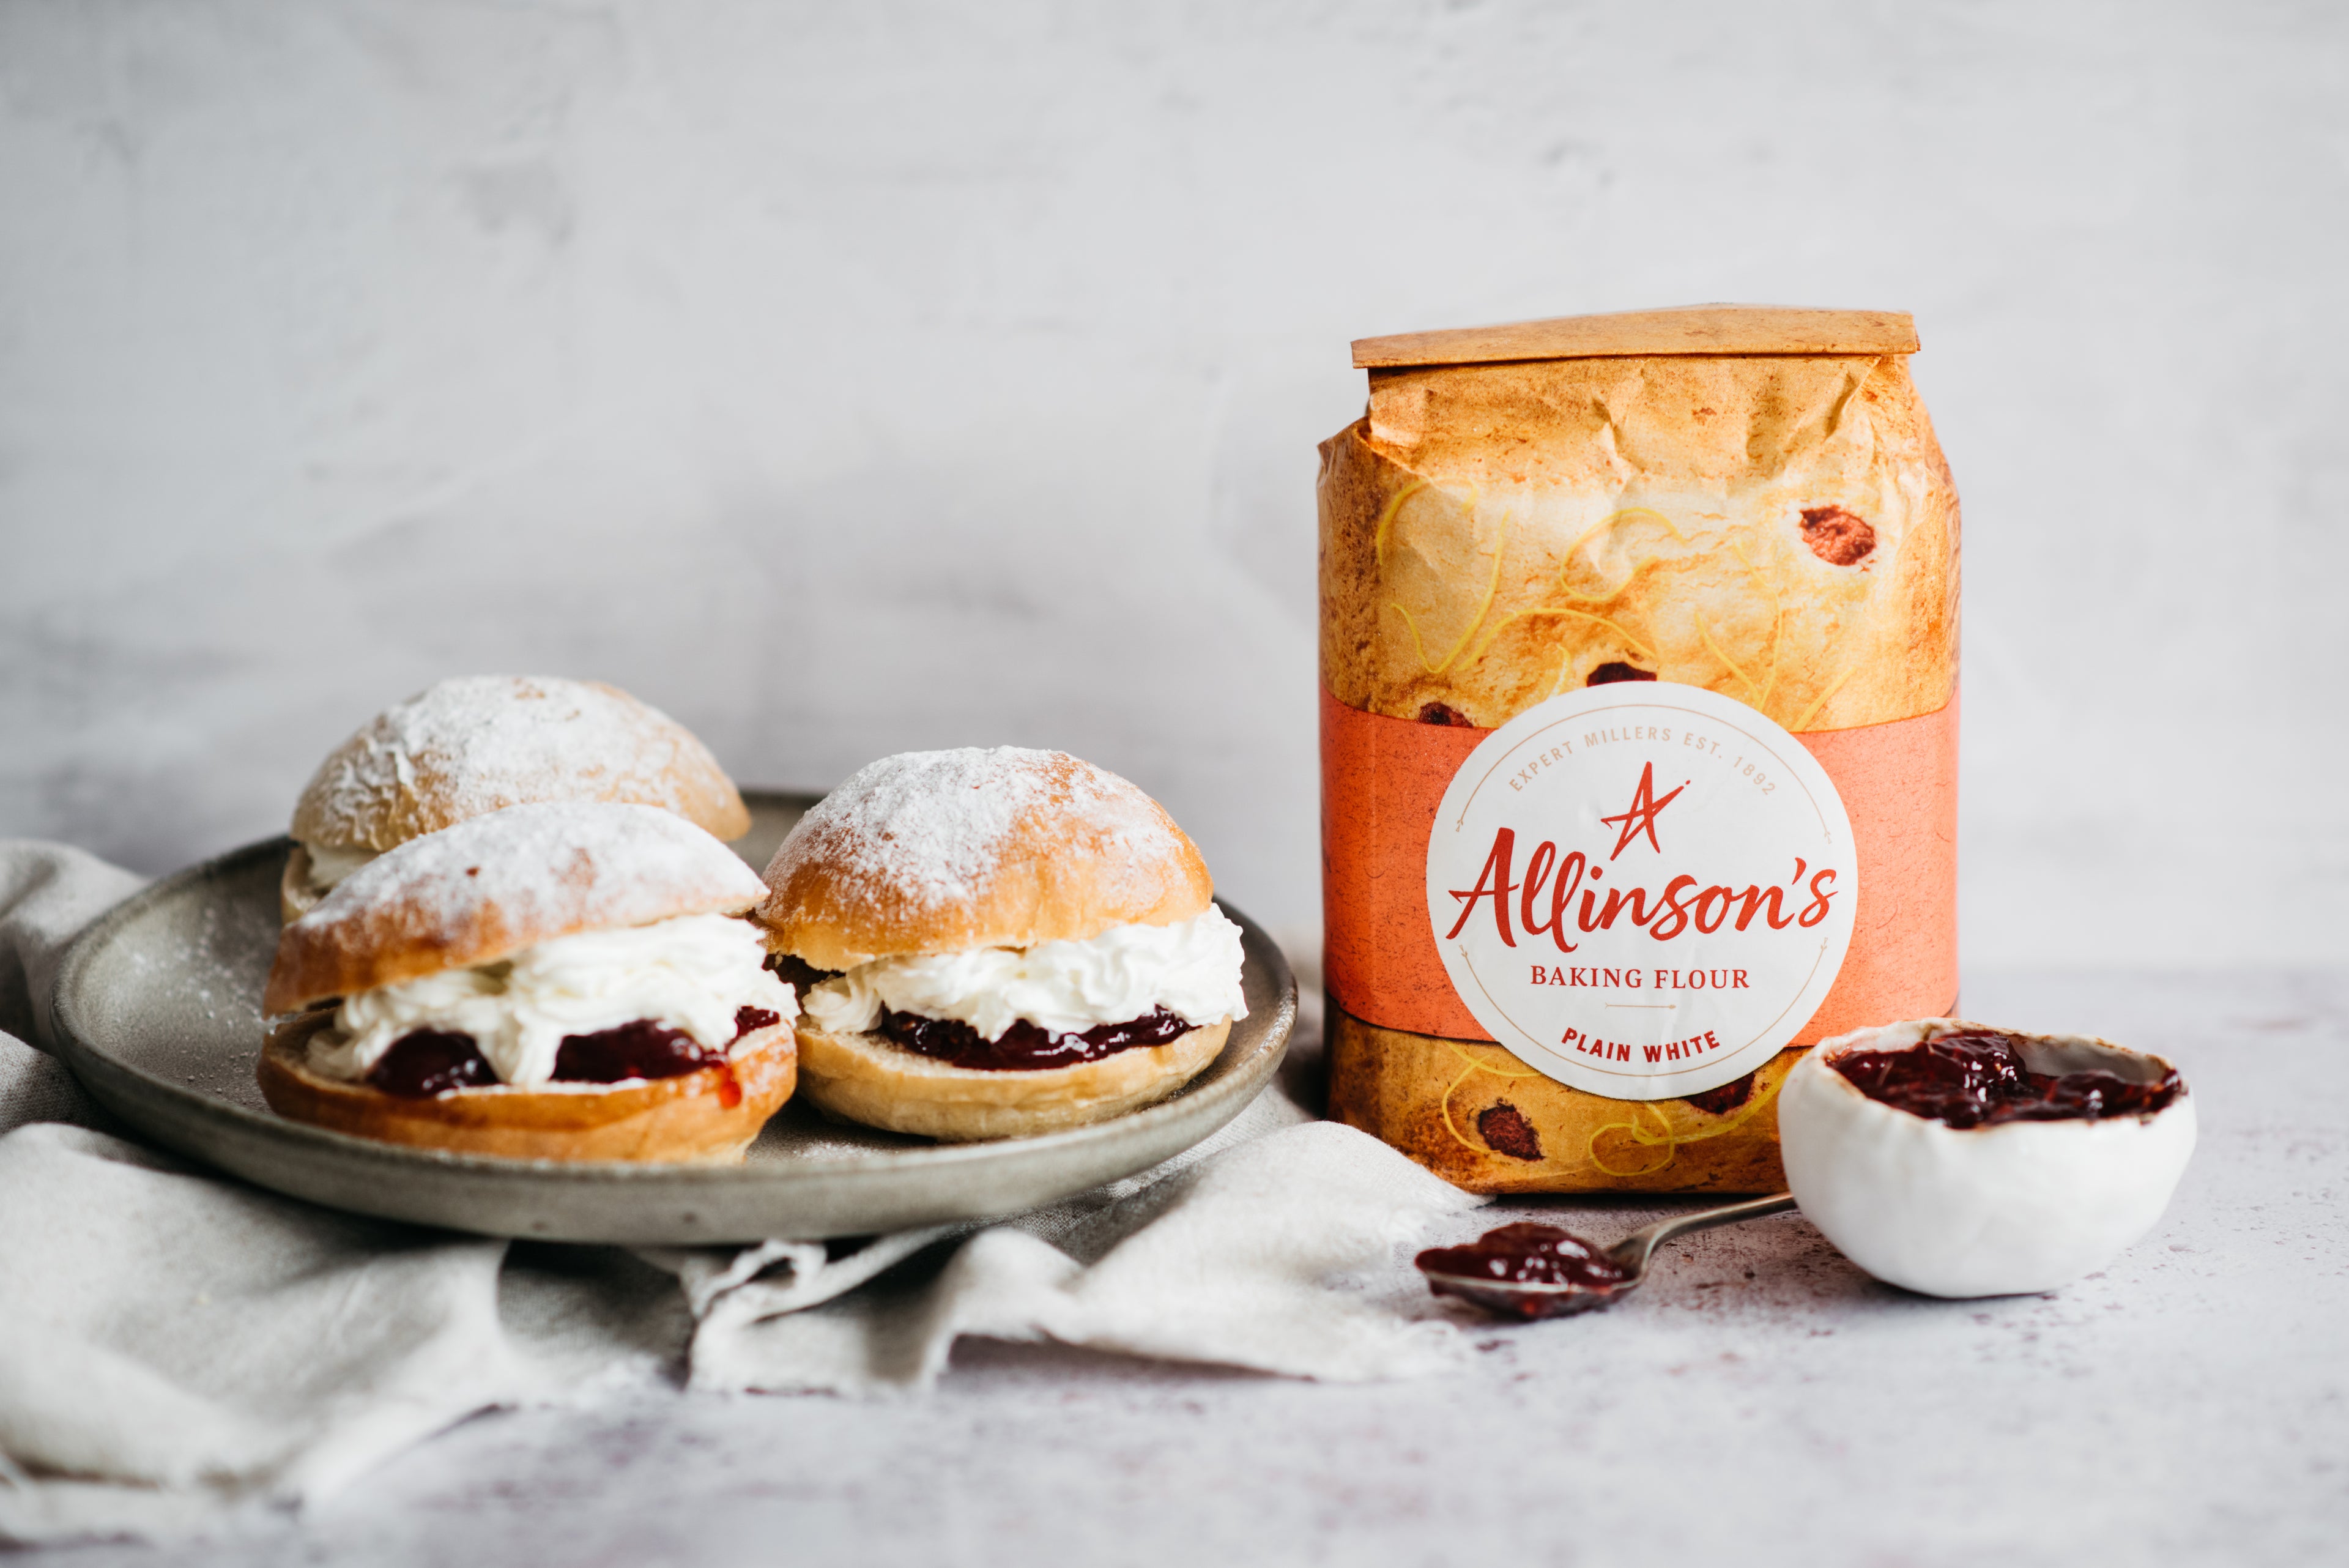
[550,1020,728,1085]
[1415,1222,1631,1320]
[363,1029,497,1097]
[880,1006,1193,1071]
[765,953,834,992]
[732,1005,783,1037]
[1831,1029,2183,1129]
[362,1008,776,1098]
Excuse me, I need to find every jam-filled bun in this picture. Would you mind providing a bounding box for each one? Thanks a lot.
[260,802,793,1163]
[759,747,1234,1142]
[281,675,750,921]
[757,747,1214,973]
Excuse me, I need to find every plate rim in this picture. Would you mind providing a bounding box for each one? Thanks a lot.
[49,817,1295,1211]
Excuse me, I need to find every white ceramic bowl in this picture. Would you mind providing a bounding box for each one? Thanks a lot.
[1778,1018,2197,1298]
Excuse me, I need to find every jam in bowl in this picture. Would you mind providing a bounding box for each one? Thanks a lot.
[1778,1018,2196,1298]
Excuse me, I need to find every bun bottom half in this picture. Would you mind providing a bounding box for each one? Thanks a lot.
[258,1011,796,1163]
[794,1018,1230,1142]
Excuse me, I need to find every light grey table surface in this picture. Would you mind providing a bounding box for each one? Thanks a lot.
[40,968,2348,1568]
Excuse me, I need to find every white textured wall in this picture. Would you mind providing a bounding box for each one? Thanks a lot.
[2,1,2342,965]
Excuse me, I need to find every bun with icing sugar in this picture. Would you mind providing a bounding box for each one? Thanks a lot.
[758,746,1214,972]
[757,748,1245,1142]
[280,675,751,923]
[260,801,797,1164]
[267,801,764,1014]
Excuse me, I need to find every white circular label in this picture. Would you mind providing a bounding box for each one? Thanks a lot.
[1425,682,1857,1099]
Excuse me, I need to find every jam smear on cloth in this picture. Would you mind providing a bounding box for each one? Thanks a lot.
[880,1006,1193,1071]
[1831,1029,2183,1129]
[365,1009,776,1097]
[1415,1222,1632,1320]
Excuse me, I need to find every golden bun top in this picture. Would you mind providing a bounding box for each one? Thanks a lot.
[756,747,1214,972]
[289,675,751,852]
[264,802,766,1014]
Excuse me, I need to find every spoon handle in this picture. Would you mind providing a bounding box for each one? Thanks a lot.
[1611,1192,1797,1272]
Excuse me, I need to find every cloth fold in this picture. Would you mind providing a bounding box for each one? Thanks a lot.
[0,839,1483,1545]
[684,1120,1479,1396]
[0,1121,526,1542]
[0,841,145,1055]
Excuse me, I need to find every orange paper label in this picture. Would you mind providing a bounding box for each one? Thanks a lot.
[1321,686,1956,1049]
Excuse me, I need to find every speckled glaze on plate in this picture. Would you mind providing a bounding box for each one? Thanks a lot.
[48,792,1295,1244]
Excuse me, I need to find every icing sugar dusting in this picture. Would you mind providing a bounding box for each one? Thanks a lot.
[276,803,768,1008]
[765,747,1190,922]
[292,675,734,850]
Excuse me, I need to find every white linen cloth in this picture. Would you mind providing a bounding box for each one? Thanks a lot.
[0,841,1485,1544]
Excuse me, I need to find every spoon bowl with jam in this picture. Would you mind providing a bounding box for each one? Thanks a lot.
[1415,1193,1799,1320]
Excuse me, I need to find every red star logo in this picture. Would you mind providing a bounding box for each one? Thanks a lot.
[1598,762,1688,861]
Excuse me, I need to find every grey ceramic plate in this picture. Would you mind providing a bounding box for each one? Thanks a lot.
[49,792,1294,1244]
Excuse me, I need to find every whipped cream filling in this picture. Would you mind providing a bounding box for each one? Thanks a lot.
[301,841,379,893]
[802,907,1247,1042]
[310,913,796,1090]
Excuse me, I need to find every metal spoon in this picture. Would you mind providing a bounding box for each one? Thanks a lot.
[1418,1192,1798,1320]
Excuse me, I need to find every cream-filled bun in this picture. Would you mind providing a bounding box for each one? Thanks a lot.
[281,675,751,922]
[757,747,1246,1142]
[261,801,796,1163]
